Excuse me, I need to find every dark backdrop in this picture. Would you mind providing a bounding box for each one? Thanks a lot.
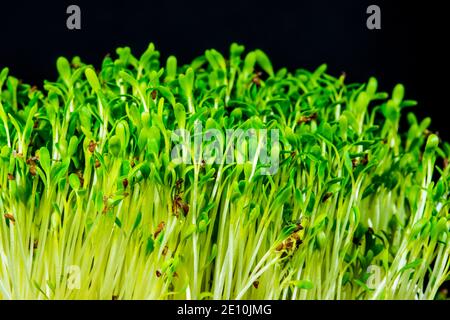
[0,0,448,140]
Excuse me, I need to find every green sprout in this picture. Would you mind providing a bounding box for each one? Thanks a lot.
[0,43,449,300]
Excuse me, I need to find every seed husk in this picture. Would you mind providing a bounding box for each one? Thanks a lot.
[154,221,165,239]
[4,213,15,223]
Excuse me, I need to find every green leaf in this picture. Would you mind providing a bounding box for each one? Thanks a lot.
[39,147,51,174]
[430,217,447,242]
[179,68,194,95]
[145,237,155,256]
[425,134,439,154]
[56,57,72,86]
[119,70,139,88]
[109,135,122,157]
[355,92,369,114]
[68,136,79,156]
[199,168,216,186]
[354,279,373,292]
[139,42,155,68]
[399,259,421,273]
[243,52,256,76]
[107,194,126,207]
[22,104,38,146]
[183,224,197,240]
[272,187,292,210]
[392,84,405,106]
[205,49,227,72]
[411,218,428,238]
[384,100,399,123]
[284,127,297,146]
[115,120,129,151]
[147,127,161,155]
[207,244,218,265]
[166,56,177,82]
[366,77,378,97]
[157,86,175,107]
[0,145,10,159]
[174,103,186,128]
[131,212,142,234]
[433,180,445,201]
[70,66,87,84]
[312,64,327,81]
[198,219,208,233]
[255,49,274,76]
[85,68,101,92]
[316,231,327,250]
[230,43,245,60]
[400,100,417,108]
[292,280,314,290]
[69,173,81,191]
[0,67,9,89]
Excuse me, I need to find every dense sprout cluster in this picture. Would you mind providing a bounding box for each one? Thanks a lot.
[0,43,449,299]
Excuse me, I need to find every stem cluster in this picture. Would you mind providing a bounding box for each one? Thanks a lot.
[0,43,449,299]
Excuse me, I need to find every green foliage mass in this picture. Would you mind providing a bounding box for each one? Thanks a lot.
[0,43,449,299]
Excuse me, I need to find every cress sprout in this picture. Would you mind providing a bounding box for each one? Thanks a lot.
[0,43,449,299]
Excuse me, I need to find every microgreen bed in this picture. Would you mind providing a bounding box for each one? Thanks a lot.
[0,43,449,299]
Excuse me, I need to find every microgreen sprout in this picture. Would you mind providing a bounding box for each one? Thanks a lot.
[0,43,449,300]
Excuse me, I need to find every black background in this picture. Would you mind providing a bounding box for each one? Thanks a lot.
[0,0,448,140]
